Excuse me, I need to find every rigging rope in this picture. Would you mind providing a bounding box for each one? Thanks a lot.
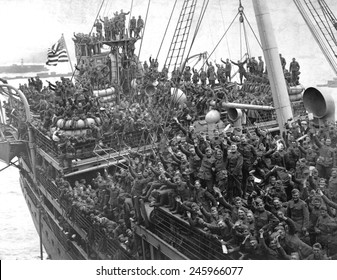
[218,0,231,59]
[127,0,134,35]
[243,21,251,57]
[240,18,242,59]
[156,0,178,61]
[185,0,209,65]
[137,0,151,62]
[242,13,262,49]
[102,0,110,17]
[201,11,239,69]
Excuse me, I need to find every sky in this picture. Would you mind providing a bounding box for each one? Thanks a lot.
[0,0,336,86]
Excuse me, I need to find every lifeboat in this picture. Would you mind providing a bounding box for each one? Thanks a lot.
[55,117,101,130]
[289,84,304,102]
[93,87,115,97]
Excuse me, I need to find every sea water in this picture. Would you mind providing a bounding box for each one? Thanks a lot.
[0,162,42,260]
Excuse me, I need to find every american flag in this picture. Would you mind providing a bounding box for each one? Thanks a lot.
[46,36,69,66]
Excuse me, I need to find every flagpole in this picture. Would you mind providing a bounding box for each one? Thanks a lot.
[61,33,74,73]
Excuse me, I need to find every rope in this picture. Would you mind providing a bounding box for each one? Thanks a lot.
[127,0,134,35]
[102,0,110,17]
[201,11,239,69]
[243,21,251,57]
[218,0,231,59]
[156,0,178,61]
[242,13,262,49]
[240,18,242,59]
[182,0,209,71]
[137,0,151,62]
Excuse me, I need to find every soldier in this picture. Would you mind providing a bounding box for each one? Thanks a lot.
[287,188,309,239]
[194,144,215,191]
[238,135,257,198]
[221,58,232,82]
[225,144,243,200]
[231,59,248,84]
[279,53,286,70]
[208,67,217,88]
[94,19,103,39]
[129,16,137,37]
[214,148,228,193]
[185,179,217,212]
[135,15,144,38]
[192,68,200,84]
[257,56,264,75]
[250,198,279,236]
[247,57,258,74]
[314,205,337,255]
[118,9,130,36]
[183,66,192,83]
[199,68,207,85]
[328,168,337,203]
[289,57,300,84]
[100,16,110,40]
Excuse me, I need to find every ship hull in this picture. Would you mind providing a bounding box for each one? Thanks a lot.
[19,173,84,260]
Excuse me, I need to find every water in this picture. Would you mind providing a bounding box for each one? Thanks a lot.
[0,162,41,260]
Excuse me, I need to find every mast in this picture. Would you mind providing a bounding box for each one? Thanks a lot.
[252,0,293,135]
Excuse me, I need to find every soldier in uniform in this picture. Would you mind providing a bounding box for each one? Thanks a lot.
[94,19,103,39]
[328,168,337,203]
[184,179,217,212]
[214,149,228,193]
[191,68,200,84]
[314,205,337,256]
[135,15,144,38]
[250,198,279,237]
[183,66,192,83]
[225,144,243,200]
[231,59,248,84]
[257,56,264,75]
[279,53,286,70]
[238,135,257,198]
[289,57,300,84]
[129,16,137,38]
[195,143,215,192]
[287,188,310,239]
[199,68,207,85]
[221,58,232,82]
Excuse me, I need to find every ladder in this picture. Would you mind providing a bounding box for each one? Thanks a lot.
[294,0,337,75]
[164,0,197,73]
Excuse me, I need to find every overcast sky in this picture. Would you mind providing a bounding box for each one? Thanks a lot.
[0,0,336,86]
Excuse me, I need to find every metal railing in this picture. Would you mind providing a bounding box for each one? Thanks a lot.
[150,208,233,260]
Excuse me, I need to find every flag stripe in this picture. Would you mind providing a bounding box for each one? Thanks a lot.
[46,36,69,66]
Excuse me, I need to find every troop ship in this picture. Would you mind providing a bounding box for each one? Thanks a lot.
[0,0,336,260]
